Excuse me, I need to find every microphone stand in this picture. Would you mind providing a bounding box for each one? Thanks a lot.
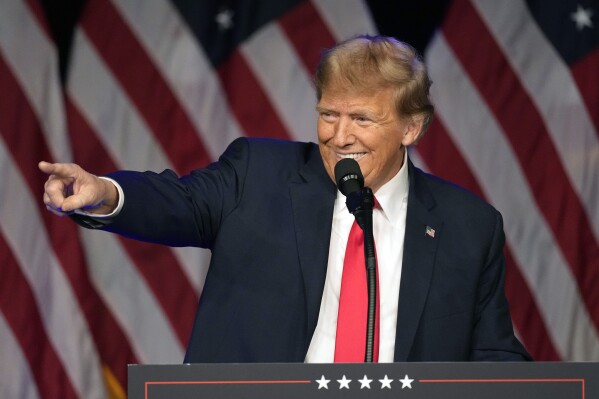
[352,187,377,362]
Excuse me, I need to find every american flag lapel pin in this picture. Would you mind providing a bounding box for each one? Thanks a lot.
[425,226,436,238]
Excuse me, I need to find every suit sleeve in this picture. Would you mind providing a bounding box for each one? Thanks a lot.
[470,211,532,360]
[74,137,251,248]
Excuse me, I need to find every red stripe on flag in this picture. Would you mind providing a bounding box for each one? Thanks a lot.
[66,95,199,348]
[80,0,211,172]
[0,54,137,387]
[503,250,560,360]
[443,0,599,331]
[0,235,79,399]
[418,118,560,360]
[570,48,599,137]
[218,50,292,140]
[278,1,337,75]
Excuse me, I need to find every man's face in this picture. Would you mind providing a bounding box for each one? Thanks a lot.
[317,85,422,193]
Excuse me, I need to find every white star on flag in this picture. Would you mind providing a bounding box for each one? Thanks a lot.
[379,374,393,389]
[399,374,414,389]
[570,5,594,31]
[215,8,234,30]
[358,375,373,389]
[315,375,330,390]
[337,375,351,389]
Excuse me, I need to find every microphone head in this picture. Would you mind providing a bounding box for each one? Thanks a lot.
[334,158,364,196]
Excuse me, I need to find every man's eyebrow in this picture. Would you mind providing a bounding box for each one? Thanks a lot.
[315,105,333,112]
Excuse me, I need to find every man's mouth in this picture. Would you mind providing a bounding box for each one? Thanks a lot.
[336,152,367,161]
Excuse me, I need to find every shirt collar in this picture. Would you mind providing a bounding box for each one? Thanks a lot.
[374,150,410,222]
[334,149,410,222]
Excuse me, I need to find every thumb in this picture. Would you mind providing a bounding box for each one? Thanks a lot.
[61,194,89,213]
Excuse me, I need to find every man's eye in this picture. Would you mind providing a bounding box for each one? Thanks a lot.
[321,112,336,122]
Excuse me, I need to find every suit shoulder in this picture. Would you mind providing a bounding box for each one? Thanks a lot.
[221,137,324,181]
[413,166,500,218]
[225,137,316,158]
[245,137,318,158]
[229,137,319,168]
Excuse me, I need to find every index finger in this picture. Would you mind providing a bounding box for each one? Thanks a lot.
[38,161,78,178]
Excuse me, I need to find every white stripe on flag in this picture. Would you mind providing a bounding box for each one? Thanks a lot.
[172,246,211,295]
[79,229,185,363]
[107,0,223,291]
[67,30,172,172]
[69,27,209,293]
[473,0,599,242]
[68,28,190,361]
[312,0,378,40]
[112,0,244,160]
[242,23,317,142]
[0,312,41,399]
[0,137,106,398]
[426,34,599,360]
[408,148,430,173]
[0,0,71,162]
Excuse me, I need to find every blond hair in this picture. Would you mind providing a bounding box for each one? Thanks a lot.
[315,35,434,134]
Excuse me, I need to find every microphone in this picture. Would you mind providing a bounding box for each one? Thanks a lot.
[334,158,363,196]
[334,158,377,363]
[334,158,364,214]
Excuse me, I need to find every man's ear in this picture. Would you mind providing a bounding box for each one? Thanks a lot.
[401,116,425,147]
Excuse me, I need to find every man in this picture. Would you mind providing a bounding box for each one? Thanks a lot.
[40,35,530,362]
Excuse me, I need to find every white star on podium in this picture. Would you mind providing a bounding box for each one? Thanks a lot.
[379,374,393,389]
[399,374,414,389]
[337,375,351,389]
[315,375,330,389]
[358,375,373,389]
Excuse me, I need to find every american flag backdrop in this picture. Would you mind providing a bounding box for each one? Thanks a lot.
[0,0,597,397]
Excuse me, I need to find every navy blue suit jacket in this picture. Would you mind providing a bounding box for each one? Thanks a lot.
[93,137,529,362]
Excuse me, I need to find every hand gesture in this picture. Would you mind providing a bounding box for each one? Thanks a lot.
[39,161,118,216]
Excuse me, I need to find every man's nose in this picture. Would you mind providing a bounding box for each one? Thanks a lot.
[331,118,355,146]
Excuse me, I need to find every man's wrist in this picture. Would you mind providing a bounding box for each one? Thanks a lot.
[74,177,125,218]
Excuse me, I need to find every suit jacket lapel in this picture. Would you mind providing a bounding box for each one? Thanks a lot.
[288,146,336,347]
[394,161,443,361]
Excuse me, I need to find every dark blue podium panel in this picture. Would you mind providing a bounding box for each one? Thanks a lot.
[129,362,598,399]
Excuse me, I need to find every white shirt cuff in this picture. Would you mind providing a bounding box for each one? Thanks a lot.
[73,176,125,218]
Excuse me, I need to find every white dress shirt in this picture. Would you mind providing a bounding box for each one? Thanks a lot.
[305,152,409,363]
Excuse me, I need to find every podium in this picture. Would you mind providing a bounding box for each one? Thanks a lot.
[129,361,598,398]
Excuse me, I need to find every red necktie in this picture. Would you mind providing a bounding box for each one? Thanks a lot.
[334,218,380,362]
